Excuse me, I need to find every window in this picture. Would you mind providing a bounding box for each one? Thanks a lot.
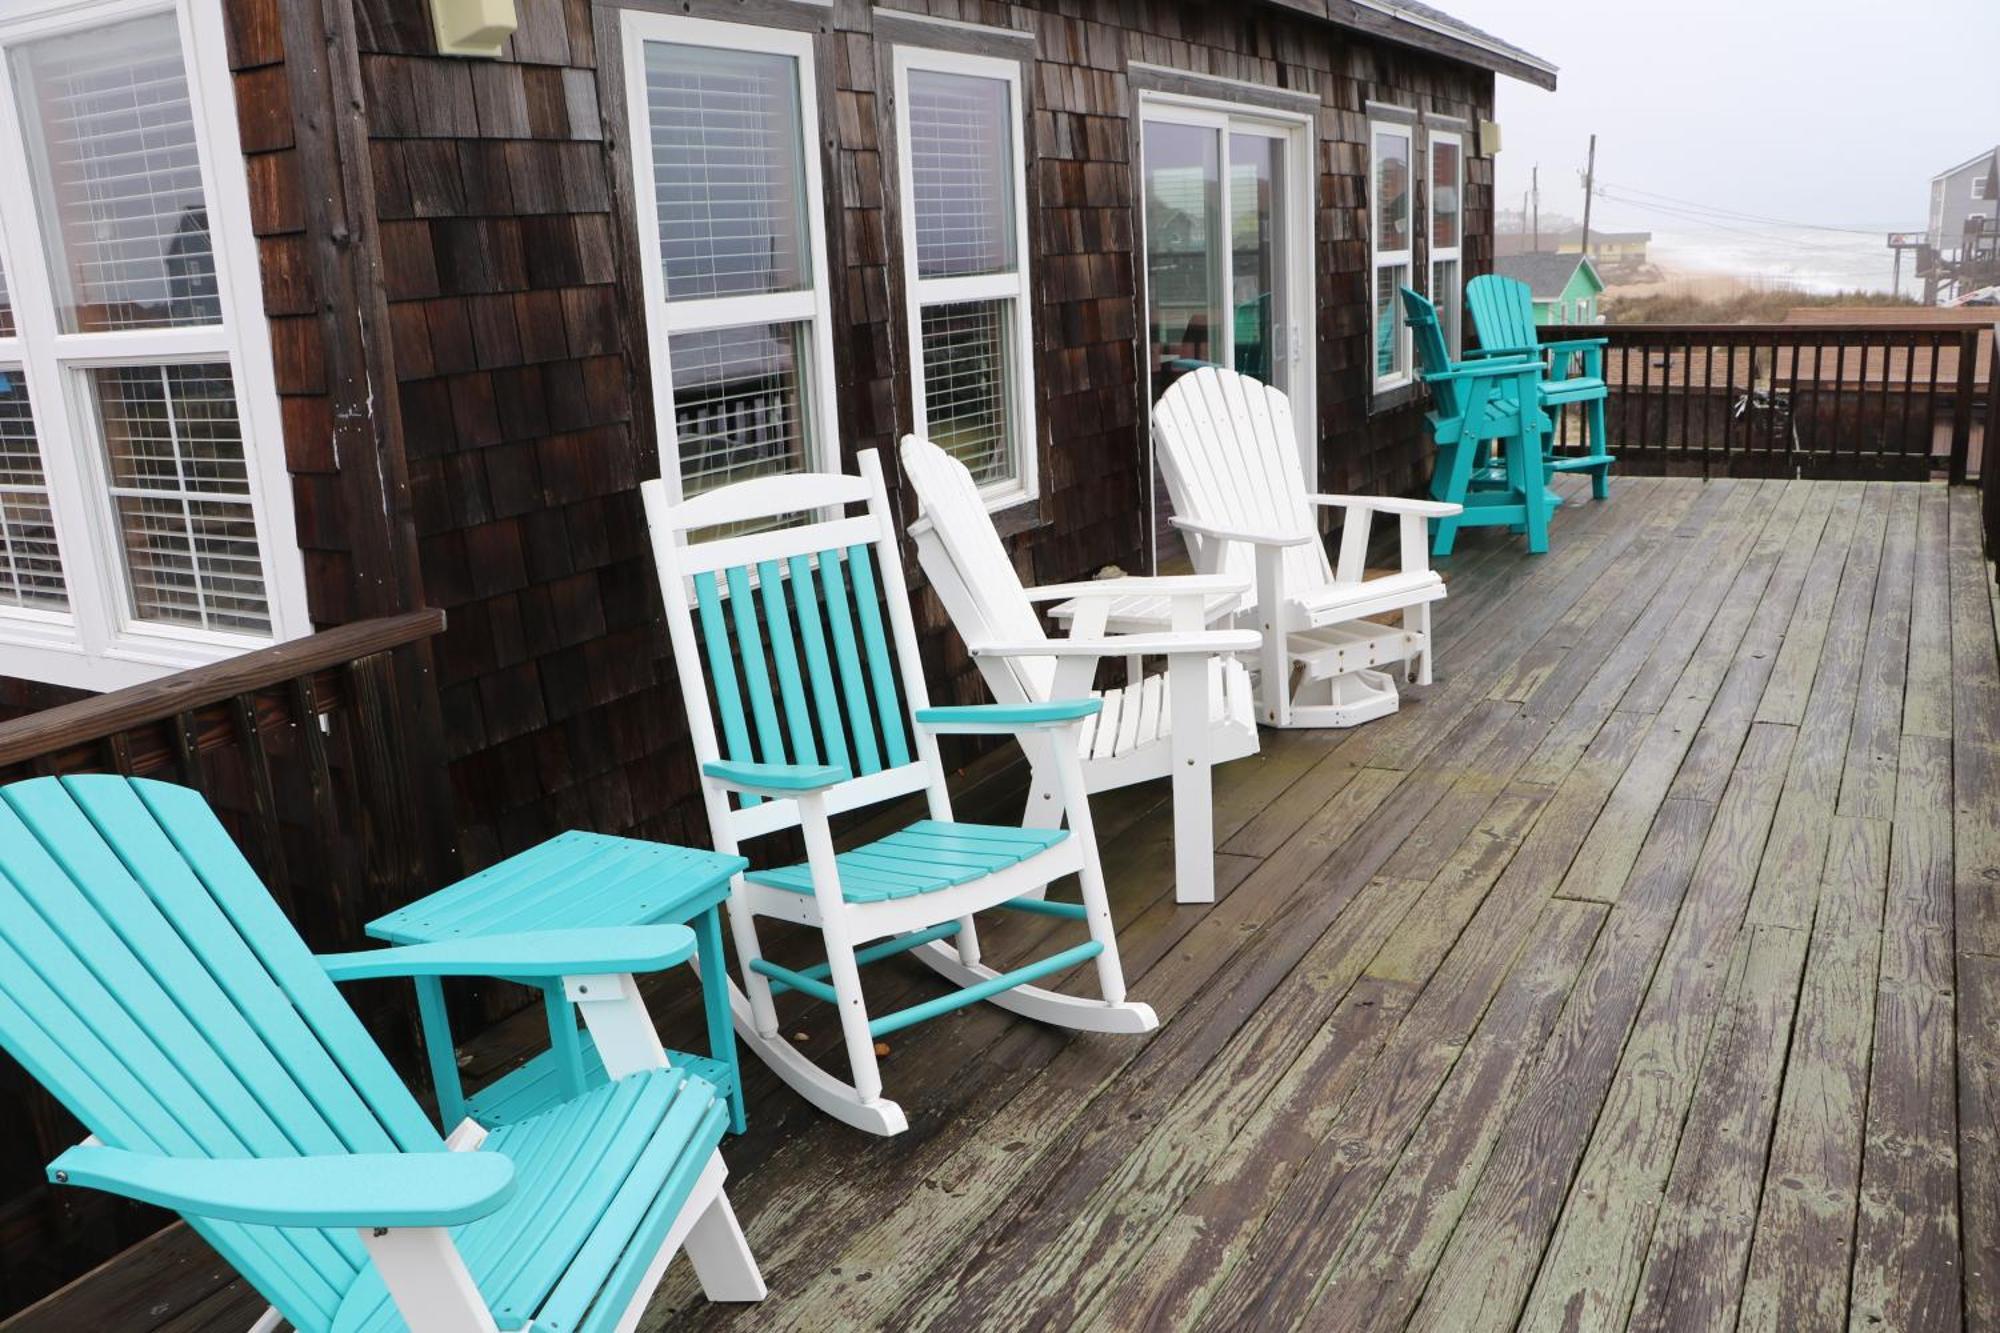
[1369,113,1415,391]
[0,1,305,690]
[1428,129,1464,355]
[1976,175,1992,201]
[622,14,838,514]
[893,49,1035,508]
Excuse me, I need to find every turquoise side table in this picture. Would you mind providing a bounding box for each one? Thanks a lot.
[368,830,749,1133]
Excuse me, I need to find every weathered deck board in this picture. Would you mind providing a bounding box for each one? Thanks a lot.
[9,478,1997,1333]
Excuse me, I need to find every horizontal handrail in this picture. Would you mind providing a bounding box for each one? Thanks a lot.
[0,609,445,769]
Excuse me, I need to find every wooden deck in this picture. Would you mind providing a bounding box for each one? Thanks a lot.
[11,476,1999,1333]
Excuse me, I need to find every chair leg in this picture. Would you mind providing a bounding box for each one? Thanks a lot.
[1406,601,1433,685]
[722,893,782,1041]
[1166,654,1214,904]
[1588,396,1611,498]
[1253,544,1290,728]
[359,1227,498,1333]
[1050,742,1130,1006]
[681,1165,767,1303]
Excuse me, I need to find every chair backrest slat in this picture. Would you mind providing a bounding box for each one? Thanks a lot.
[1402,287,1466,420]
[693,570,762,806]
[1154,367,1334,593]
[846,543,911,770]
[758,559,819,767]
[817,546,884,776]
[787,553,852,774]
[725,564,789,769]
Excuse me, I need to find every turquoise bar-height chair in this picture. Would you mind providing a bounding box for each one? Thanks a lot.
[1401,286,1557,555]
[1465,273,1616,499]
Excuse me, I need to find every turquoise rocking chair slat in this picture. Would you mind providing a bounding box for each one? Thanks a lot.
[845,543,912,769]
[0,774,763,1330]
[788,552,853,773]
[758,558,820,767]
[724,564,789,770]
[694,570,763,806]
[817,546,885,776]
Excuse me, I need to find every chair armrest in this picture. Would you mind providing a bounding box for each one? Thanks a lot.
[320,926,697,983]
[702,759,849,798]
[1308,493,1463,519]
[1023,574,1249,603]
[1541,337,1609,354]
[1419,359,1545,383]
[972,630,1262,659]
[48,1144,515,1229]
[1169,515,1316,548]
[915,700,1101,734]
[1464,344,1543,359]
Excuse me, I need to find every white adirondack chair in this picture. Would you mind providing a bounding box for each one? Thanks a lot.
[1152,367,1463,728]
[643,452,1156,1137]
[900,435,1261,905]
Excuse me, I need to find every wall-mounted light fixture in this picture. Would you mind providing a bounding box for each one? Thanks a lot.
[431,0,518,58]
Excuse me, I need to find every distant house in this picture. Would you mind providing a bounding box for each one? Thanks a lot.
[1929,146,1999,256]
[1493,253,1605,326]
[1494,228,1649,274]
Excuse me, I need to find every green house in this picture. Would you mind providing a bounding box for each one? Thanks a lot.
[1493,252,1606,326]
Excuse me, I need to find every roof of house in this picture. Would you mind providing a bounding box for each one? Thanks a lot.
[1259,0,1557,89]
[1494,253,1601,300]
[1933,147,1999,183]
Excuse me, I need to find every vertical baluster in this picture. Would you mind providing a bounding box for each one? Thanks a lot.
[104,732,135,776]
[289,674,354,941]
[230,693,295,918]
[171,711,206,792]
[1783,330,1804,474]
[1950,327,1978,484]
[1721,331,1737,475]
[1833,335,1851,470]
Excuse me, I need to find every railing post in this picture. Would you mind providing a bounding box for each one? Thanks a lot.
[1951,326,1978,484]
[1983,320,1999,557]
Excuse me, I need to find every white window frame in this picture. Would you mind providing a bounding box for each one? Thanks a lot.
[0,0,308,692]
[1427,127,1464,357]
[1136,91,1317,486]
[891,46,1037,512]
[1368,109,1416,393]
[620,12,841,511]
[1975,175,1991,201]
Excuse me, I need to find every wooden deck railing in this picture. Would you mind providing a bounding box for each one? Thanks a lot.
[0,611,459,1312]
[1541,319,1996,483]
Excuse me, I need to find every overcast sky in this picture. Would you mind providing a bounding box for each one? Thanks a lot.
[1447,0,2000,233]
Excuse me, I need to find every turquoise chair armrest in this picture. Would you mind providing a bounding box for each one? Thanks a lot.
[319,926,698,982]
[1540,337,1609,354]
[915,700,1102,733]
[1464,344,1542,359]
[1419,359,1545,383]
[48,1144,515,1228]
[701,759,850,796]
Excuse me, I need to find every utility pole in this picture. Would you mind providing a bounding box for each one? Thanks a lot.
[1533,168,1542,250]
[1580,133,1597,257]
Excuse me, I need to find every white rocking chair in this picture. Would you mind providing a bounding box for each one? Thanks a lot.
[642,452,1156,1138]
[1152,367,1463,728]
[900,435,1260,905]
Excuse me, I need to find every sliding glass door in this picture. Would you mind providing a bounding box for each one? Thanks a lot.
[1141,100,1312,561]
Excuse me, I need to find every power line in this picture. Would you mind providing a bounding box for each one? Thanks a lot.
[1591,179,1892,236]
[1592,190,1885,253]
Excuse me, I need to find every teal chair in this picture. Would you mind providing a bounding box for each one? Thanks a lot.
[0,774,765,1332]
[1401,286,1558,555]
[1465,273,1615,498]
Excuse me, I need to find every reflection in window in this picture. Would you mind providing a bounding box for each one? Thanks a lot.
[0,372,65,610]
[920,300,1013,485]
[1370,117,1415,388]
[92,363,267,634]
[668,323,810,496]
[12,13,220,333]
[645,43,808,301]
[907,71,1015,280]
[1145,120,1222,393]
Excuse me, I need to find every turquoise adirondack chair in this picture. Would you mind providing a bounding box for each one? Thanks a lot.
[1465,273,1615,499]
[642,451,1156,1138]
[1400,286,1559,555]
[0,774,765,1332]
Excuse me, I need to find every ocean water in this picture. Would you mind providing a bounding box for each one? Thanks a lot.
[1644,224,1906,296]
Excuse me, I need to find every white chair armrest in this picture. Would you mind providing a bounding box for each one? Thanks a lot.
[1307,493,1463,519]
[1023,574,1250,603]
[1169,515,1316,547]
[973,630,1261,658]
